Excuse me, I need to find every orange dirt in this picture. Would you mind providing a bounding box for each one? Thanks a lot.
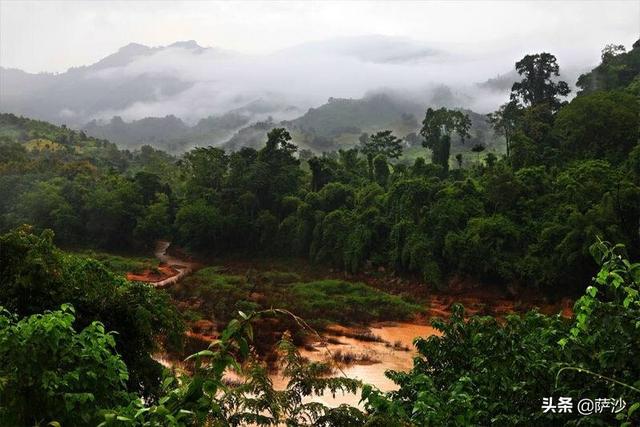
[126,263,179,283]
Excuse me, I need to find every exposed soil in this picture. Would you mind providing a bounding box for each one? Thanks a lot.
[149,245,577,410]
[144,247,574,371]
[126,241,199,287]
[126,264,179,282]
[197,255,574,320]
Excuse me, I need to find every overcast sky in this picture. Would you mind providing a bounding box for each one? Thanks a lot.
[1,0,638,73]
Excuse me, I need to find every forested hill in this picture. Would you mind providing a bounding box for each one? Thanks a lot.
[224,93,501,156]
[0,41,208,126]
[0,41,638,295]
[576,39,640,94]
[80,92,500,156]
[0,113,132,169]
[83,112,252,154]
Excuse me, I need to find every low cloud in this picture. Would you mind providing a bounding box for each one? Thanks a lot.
[85,36,532,123]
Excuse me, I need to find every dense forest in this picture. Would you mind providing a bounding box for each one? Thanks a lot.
[1,40,639,425]
[2,43,638,293]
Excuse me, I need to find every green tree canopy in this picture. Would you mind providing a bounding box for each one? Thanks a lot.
[420,108,471,173]
[0,305,132,426]
[510,52,571,111]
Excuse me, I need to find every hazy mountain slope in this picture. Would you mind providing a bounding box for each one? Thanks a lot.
[283,93,423,138]
[0,36,527,130]
[0,41,210,126]
[83,112,253,154]
[84,115,190,151]
[223,93,504,156]
[0,37,525,155]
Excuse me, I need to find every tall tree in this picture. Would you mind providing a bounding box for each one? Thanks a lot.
[487,100,521,158]
[254,128,301,211]
[510,53,570,111]
[420,108,471,173]
[179,147,229,195]
[360,130,403,179]
[373,154,390,187]
[308,156,336,191]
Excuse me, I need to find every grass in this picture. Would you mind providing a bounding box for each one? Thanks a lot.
[170,267,255,322]
[333,329,383,343]
[171,268,422,329]
[290,280,421,326]
[260,271,302,285]
[166,266,423,364]
[73,250,159,276]
[331,349,379,365]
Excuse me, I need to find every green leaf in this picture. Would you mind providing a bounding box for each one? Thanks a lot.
[185,349,215,361]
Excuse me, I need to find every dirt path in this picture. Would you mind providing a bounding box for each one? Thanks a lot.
[127,241,197,288]
[152,240,197,287]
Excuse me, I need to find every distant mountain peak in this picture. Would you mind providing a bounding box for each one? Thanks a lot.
[89,40,209,71]
[169,40,204,50]
[88,42,155,71]
[118,42,150,52]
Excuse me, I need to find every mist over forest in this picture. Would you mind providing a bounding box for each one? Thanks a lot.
[1,35,588,153]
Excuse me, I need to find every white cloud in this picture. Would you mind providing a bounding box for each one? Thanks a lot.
[1,1,636,123]
[1,1,638,73]
[82,36,528,122]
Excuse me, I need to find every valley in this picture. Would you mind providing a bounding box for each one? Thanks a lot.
[123,240,573,409]
[0,9,638,423]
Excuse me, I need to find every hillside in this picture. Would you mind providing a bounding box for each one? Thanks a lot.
[284,93,423,138]
[83,112,251,154]
[223,93,504,157]
[577,39,640,94]
[0,113,121,161]
[0,41,233,127]
[1,36,546,139]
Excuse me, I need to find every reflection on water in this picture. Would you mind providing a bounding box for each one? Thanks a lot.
[155,322,439,409]
[270,322,439,408]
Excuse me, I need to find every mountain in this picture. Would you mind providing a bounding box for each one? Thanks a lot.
[284,93,423,138]
[0,36,522,128]
[0,43,205,125]
[477,70,520,92]
[0,37,530,155]
[81,96,304,153]
[84,115,190,152]
[84,112,253,154]
[222,92,503,156]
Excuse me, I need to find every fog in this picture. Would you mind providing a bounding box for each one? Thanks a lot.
[1,1,638,125]
[80,36,576,124]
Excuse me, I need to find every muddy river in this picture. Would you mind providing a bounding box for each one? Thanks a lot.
[270,322,440,407]
[146,241,567,408]
[156,321,440,408]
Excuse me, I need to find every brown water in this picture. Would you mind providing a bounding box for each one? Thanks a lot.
[151,241,196,287]
[155,322,438,409]
[269,322,440,408]
[147,243,441,407]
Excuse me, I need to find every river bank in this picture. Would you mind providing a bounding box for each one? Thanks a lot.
[130,242,573,407]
